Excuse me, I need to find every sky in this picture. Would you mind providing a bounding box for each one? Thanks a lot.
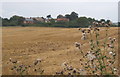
[1,0,119,22]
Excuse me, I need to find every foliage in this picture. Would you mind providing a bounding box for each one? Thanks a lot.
[69,12,78,21]
[2,15,25,26]
[2,12,118,27]
[46,15,52,19]
[9,58,44,75]
[77,17,90,27]
[118,22,120,27]
[74,22,118,75]
[57,14,64,18]
[55,21,118,75]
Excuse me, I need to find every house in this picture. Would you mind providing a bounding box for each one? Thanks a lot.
[45,19,51,23]
[23,18,34,24]
[32,17,45,22]
[56,18,69,22]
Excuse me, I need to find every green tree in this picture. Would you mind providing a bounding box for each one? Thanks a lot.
[70,12,78,21]
[88,17,95,24]
[9,15,25,26]
[118,22,120,27]
[46,15,52,19]
[106,20,110,24]
[100,19,105,22]
[65,12,78,21]
[77,17,89,27]
[57,14,64,18]
[2,18,10,26]
[65,14,71,19]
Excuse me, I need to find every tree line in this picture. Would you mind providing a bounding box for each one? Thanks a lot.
[1,12,118,27]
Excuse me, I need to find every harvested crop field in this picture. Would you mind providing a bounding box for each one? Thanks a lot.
[2,27,119,75]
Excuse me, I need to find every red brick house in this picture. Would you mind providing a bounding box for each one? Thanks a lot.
[32,17,45,22]
[56,18,69,22]
[23,18,34,24]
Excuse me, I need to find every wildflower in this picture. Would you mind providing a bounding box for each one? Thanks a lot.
[98,22,102,26]
[107,44,114,48]
[87,29,91,33]
[108,37,112,40]
[19,64,24,68]
[101,21,105,24]
[68,72,72,75]
[109,51,116,58]
[56,70,64,75]
[81,29,86,33]
[87,51,96,61]
[9,58,18,64]
[81,36,87,40]
[78,27,81,30]
[82,33,86,36]
[81,63,83,65]
[75,42,81,49]
[109,51,113,55]
[112,38,116,42]
[94,22,99,26]
[113,68,117,72]
[105,24,109,27]
[112,67,117,74]
[79,59,82,61]
[34,69,37,72]
[62,61,68,67]
[84,62,87,65]
[34,58,42,65]
[77,71,81,74]
[108,21,112,26]
[97,28,100,31]
[11,68,14,70]
[88,25,92,29]
[79,69,87,75]
[109,38,116,45]
[72,68,77,74]
[67,66,73,71]
[93,21,96,25]
[11,66,17,70]
[28,65,31,68]
[112,52,116,56]
[9,58,12,62]
[94,27,100,31]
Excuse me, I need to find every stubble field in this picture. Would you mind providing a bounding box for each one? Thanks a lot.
[2,27,119,75]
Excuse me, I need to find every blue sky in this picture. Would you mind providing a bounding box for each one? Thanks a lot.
[1,1,119,22]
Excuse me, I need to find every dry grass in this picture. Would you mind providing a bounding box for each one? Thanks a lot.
[2,27,119,75]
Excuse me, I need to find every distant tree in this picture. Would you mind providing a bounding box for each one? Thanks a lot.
[47,15,52,19]
[70,12,78,21]
[0,17,2,25]
[77,17,89,27]
[2,18,10,26]
[57,14,64,18]
[118,22,120,27]
[9,15,25,26]
[88,17,95,24]
[65,12,78,21]
[106,20,111,23]
[3,18,9,21]
[41,17,45,19]
[50,19,55,23]
[100,19,105,22]
[65,14,71,19]
[0,17,2,20]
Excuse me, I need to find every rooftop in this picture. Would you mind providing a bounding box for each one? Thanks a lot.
[25,18,34,21]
